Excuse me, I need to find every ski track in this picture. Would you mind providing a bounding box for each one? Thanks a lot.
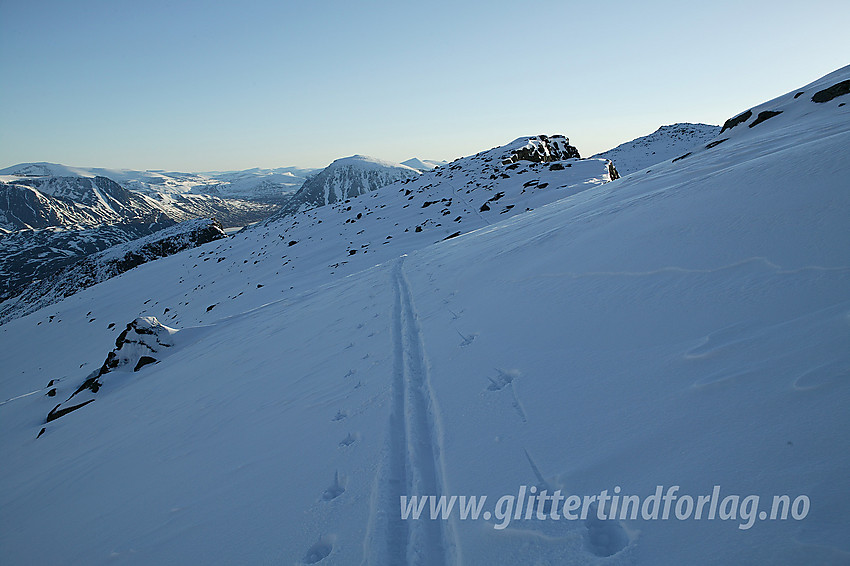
[366,257,454,565]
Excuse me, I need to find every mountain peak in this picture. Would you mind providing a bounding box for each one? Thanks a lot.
[273,155,421,217]
[326,155,419,172]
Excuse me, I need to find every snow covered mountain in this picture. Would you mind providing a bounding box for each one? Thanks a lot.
[1,67,849,566]
[0,163,317,203]
[0,175,171,231]
[0,218,226,324]
[0,222,174,303]
[273,155,422,217]
[194,167,317,203]
[592,123,720,175]
[0,174,276,232]
[0,171,276,303]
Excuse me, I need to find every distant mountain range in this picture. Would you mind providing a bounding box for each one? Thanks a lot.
[0,162,318,204]
[0,174,279,233]
[0,170,276,303]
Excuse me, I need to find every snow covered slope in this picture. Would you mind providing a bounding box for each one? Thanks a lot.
[274,155,422,217]
[1,68,849,565]
[402,158,449,172]
[0,218,226,324]
[592,123,720,175]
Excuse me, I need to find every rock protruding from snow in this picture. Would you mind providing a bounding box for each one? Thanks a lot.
[811,79,850,103]
[45,317,177,423]
[679,64,850,165]
[273,155,421,218]
[98,316,175,376]
[502,135,580,165]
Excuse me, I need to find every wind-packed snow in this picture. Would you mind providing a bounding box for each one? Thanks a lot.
[1,67,849,565]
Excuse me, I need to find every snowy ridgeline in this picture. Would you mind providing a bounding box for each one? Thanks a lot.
[592,123,721,175]
[0,68,848,565]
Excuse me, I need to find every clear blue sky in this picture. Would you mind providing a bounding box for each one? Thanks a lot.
[1,0,848,171]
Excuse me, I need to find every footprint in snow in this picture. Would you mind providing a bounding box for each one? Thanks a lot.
[456,329,476,347]
[302,535,334,564]
[486,369,517,391]
[332,410,347,422]
[321,470,345,501]
[584,503,630,557]
[487,369,527,423]
[339,432,358,447]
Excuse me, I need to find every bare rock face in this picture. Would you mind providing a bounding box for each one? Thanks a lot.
[45,317,176,424]
[502,135,581,165]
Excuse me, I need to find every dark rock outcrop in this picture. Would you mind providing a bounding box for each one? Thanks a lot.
[720,110,753,133]
[749,110,783,128]
[812,80,850,103]
[502,135,581,165]
[44,317,176,424]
